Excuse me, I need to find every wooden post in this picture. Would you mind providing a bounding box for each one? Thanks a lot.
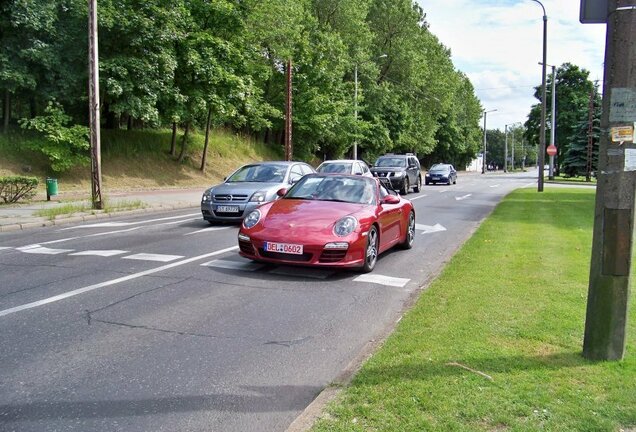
[88,0,103,209]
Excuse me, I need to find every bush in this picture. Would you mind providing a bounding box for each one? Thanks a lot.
[0,176,39,203]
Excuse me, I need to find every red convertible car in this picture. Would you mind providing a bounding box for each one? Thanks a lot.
[237,174,415,272]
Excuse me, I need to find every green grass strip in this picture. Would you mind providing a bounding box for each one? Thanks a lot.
[313,188,635,432]
[34,199,146,220]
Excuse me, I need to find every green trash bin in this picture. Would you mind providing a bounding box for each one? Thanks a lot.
[46,177,58,200]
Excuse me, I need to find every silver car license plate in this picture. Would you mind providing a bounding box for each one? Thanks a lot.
[216,205,240,213]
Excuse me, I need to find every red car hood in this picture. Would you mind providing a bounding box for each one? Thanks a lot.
[262,199,367,232]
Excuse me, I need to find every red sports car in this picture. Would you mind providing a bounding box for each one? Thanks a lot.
[237,174,415,272]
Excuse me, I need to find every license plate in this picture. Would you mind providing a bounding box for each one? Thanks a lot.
[264,241,303,255]
[216,205,240,213]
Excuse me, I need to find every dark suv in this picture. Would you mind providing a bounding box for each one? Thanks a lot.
[370,153,422,195]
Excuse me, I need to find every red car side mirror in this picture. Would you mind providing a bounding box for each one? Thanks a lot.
[276,188,288,197]
[381,195,400,205]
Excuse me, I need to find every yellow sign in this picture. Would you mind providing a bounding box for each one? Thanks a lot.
[611,125,635,143]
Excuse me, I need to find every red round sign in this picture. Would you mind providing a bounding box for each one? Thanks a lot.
[546,145,557,156]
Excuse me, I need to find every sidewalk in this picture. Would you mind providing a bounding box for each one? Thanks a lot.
[0,187,205,232]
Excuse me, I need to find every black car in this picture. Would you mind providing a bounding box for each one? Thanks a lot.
[370,154,422,195]
[425,163,457,185]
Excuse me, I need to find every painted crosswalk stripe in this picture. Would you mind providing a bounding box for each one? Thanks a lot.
[185,226,232,236]
[354,274,410,287]
[69,250,128,257]
[123,253,184,262]
[16,245,74,255]
[201,259,264,271]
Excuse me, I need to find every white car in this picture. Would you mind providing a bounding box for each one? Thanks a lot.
[316,159,373,177]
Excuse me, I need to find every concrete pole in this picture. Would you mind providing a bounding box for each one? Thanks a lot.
[88,0,103,210]
[285,59,293,161]
[531,0,548,192]
[482,113,487,174]
[504,124,508,172]
[549,65,556,180]
[511,128,515,171]
[583,0,636,361]
[353,64,358,160]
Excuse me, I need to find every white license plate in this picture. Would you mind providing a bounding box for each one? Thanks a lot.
[264,241,304,255]
[217,205,240,213]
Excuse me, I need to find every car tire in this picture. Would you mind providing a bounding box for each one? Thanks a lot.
[414,176,422,193]
[400,211,415,250]
[361,225,379,273]
[453,176,457,185]
[401,178,409,195]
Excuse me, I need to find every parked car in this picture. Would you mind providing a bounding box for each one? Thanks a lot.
[316,159,373,177]
[201,161,315,224]
[425,163,457,185]
[370,153,422,195]
[237,174,415,273]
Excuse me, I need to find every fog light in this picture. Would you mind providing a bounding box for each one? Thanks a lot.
[238,233,251,242]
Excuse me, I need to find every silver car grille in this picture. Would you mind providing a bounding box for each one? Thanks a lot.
[213,194,249,202]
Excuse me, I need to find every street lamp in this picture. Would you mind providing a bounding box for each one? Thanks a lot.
[531,0,547,192]
[353,54,387,160]
[504,123,515,172]
[482,109,497,174]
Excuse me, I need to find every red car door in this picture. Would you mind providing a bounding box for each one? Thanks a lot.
[376,186,402,247]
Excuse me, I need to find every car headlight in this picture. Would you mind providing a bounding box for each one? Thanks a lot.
[425,173,430,178]
[202,191,212,201]
[250,191,267,203]
[392,171,404,177]
[333,216,357,237]
[243,210,261,229]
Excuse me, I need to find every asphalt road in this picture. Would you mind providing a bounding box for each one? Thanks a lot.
[0,171,536,432]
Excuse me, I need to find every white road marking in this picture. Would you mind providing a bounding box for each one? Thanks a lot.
[201,259,264,271]
[270,266,334,279]
[60,213,200,230]
[69,250,128,257]
[15,245,74,255]
[489,184,500,188]
[455,194,472,201]
[0,245,239,318]
[354,274,410,288]
[409,194,428,201]
[523,182,536,188]
[160,217,201,225]
[185,226,233,236]
[438,189,449,193]
[415,223,447,234]
[0,247,12,250]
[123,253,184,262]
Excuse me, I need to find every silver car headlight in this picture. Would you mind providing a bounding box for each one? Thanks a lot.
[249,191,267,203]
[202,190,212,201]
[243,210,261,229]
[333,216,357,237]
[392,171,404,177]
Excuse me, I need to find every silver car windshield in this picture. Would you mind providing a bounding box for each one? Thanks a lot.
[317,163,352,174]
[285,176,375,204]
[227,164,287,183]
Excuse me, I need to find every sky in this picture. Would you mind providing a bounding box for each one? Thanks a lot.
[416,0,607,131]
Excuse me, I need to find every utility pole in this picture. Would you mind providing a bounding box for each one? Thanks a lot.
[504,124,508,172]
[353,64,358,160]
[583,0,636,361]
[549,65,556,180]
[88,0,103,210]
[285,59,293,161]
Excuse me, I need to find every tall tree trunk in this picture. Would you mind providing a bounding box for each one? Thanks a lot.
[200,107,212,171]
[170,122,177,156]
[177,121,190,163]
[2,90,9,134]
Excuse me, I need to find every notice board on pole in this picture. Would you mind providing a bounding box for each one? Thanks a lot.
[580,0,608,23]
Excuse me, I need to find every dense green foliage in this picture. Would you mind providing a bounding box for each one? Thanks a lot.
[524,63,599,176]
[1,0,483,169]
[0,175,38,203]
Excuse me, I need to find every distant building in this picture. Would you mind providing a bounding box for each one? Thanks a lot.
[466,154,483,172]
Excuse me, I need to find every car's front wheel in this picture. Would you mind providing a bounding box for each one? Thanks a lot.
[361,226,379,272]
[401,178,409,195]
[414,176,422,193]
[400,211,415,249]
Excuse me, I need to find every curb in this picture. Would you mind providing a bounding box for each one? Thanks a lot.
[0,202,199,232]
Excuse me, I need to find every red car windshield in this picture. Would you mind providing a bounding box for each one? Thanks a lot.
[285,176,375,205]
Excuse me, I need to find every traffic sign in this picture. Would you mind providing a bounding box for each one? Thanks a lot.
[547,145,557,156]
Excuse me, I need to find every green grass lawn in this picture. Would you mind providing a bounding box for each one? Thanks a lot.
[313,188,635,432]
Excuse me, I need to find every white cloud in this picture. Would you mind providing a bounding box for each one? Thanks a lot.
[417,0,606,131]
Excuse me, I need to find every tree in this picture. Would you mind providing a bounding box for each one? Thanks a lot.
[562,85,601,177]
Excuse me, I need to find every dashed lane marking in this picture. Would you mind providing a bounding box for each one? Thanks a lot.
[354,274,410,287]
[415,223,447,234]
[15,245,74,255]
[409,194,428,201]
[0,245,239,318]
[201,259,264,271]
[123,253,184,262]
[60,213,200,230]
[185,226,233,236]
[69,250,128,257]
[489,184,500,188]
